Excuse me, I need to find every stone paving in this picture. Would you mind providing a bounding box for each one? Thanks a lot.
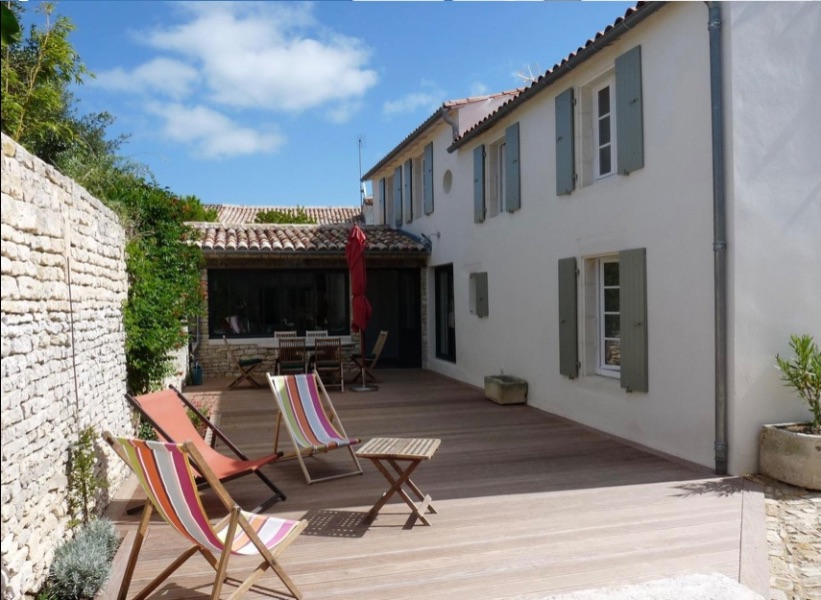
[757,476,821,600]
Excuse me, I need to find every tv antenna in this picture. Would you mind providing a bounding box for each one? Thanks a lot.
[515,63,542,84]
[358,135,365,203]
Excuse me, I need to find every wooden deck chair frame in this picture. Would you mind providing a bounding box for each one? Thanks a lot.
[349,330,389,384]
[223,336,264,389]
[313,337,344,392]
[266,373,363,485]
[126,386,286,512]
[103,432,307,600]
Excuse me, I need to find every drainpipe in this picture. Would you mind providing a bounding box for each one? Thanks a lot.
[707,2,728,475]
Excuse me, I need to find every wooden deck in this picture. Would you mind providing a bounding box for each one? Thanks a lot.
[104,369,765,599]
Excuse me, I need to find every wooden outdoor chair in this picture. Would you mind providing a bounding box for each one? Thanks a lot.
[313,337,344,392]
[126,386,286,513]
[276,337,308,375]
[103,432,306,600]
[266,373,363,484]
[349,330,389,384]
[223,335,263,389]
[274,330,297,338]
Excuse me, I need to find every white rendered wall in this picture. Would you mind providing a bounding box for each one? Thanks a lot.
[385,4,719,469]
[723,2,821,475]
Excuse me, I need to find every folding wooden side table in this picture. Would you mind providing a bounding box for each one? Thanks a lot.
[356,437,441,528]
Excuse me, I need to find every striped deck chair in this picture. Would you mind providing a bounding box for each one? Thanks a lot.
[103,432,307,600]
[266,373,363,484]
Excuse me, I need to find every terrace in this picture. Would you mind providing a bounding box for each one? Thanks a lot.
[103,369,767,599]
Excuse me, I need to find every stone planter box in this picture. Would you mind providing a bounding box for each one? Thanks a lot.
[759,423,821,491]
[484,375,528,405]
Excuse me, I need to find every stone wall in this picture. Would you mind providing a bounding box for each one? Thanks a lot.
[0,134,133,597]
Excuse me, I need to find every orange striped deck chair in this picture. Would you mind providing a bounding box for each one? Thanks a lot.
[103,432,307,600]
[266,373,363,484]
[127,387,286,513]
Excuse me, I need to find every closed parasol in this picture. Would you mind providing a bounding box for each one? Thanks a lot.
[346,223,375,391]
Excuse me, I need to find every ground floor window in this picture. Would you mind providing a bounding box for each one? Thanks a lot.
[435,264,456,362]
[597,257,621,375]
[208,269,349,337]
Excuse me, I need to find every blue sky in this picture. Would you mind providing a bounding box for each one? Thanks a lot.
[33,1,636,207]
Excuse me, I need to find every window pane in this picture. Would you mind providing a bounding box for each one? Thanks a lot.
[604,288,620,311]
[604,340,621,366]
[599,116,611,145]
[599,147,611,175]
[597,86,610,116]
[603,261,619,286]
[604,314,620,338]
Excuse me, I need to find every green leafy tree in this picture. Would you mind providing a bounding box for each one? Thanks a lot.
[1,2,90,161]
[1,3,22,48]
[255,206,317,224]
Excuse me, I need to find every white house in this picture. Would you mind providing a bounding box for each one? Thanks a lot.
[362,1,821,477]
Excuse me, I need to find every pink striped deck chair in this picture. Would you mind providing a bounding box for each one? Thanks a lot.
[103,431,307,600]
[266,373,363,484]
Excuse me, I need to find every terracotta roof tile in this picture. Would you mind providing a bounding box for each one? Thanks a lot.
[204,205,362,225]
[191,223,428,255]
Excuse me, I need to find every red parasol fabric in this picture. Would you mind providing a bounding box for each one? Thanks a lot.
[346,224,372,348]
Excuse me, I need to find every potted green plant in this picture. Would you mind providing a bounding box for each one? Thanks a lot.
[759,334,821,490]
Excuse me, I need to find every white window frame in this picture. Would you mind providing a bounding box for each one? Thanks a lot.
[592,79,617,180]
[486,137,506,217]
[597,256,621,377]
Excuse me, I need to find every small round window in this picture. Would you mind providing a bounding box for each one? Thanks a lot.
[442,169,453,194]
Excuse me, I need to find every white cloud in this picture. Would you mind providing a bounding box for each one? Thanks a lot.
[469,82,489,97]
[142,3,378,112]
[147,103,285,159]
[382,92,441,117]
[93,58,199,100]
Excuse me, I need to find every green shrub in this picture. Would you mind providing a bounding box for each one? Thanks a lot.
[42,518,120,600]
[776,334,821,434]
[136,416,157,441]
[255,206,316,224]
[66,426,106,528]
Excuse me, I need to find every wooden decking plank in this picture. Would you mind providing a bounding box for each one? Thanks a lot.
[107,370,750,600]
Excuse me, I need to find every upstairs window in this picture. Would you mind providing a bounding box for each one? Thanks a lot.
[564,45,644,191]
[593,81,616,179]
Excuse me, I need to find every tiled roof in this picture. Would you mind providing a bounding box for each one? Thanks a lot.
[449,1,665,151]
[205,205,362,225]
[190,223,428,254]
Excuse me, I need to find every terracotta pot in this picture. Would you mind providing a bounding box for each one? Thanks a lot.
[759,423,821,491]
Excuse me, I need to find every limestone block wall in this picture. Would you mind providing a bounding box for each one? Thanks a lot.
[1,135,133,597]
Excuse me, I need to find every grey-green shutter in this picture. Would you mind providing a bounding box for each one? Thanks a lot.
[473,145,486,223]
[404,159,413,223]
[558,257,578,379]
[555,88,575,196]
[505,122,521,212]
[619,247,647,392]
[615,45,644,175]
[393,167,403,227]
[423,142,434,215]
[471,272,489,317]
